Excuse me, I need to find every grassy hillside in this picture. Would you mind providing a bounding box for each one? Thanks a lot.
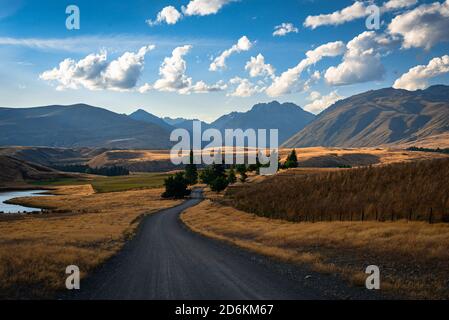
[284,85,449,148]
[0,155,80,187]
[228,158,449,223]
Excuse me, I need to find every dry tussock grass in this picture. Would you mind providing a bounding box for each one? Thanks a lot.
[0,185,181,299]
[230,158,449,223]
[278,147,448,164]
[182,200,449,299]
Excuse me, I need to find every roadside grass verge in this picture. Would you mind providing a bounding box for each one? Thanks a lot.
[0,185,181,299]
[181,200,449,299]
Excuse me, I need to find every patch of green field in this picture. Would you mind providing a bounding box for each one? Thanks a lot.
[29,173,171,193]
[29,178,91,187]
[91,173,170,193]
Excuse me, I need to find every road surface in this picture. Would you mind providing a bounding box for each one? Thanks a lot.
[69,189,380,300]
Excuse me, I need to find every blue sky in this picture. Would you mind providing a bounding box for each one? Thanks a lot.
[0,0,448,122]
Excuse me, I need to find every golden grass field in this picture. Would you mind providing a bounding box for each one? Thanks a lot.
[182,200,449,299]
[86,147,448,169]
[0,185,181,299]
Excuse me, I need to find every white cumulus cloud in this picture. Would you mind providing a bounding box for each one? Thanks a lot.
[304,1,367,29]
[147,6,182,26]
[388,0,449,50]
[182,0,235,16]
[266,41,345,97]
[273,23,299,37]
[304,0,417,29]
[304,90,344,114]
[150,45,226,95]
[228,77,265,97]
[40,45,154,91]
[245,54,275,78]
[384,0,417,10]
[325,31,393,86]
[210,36,254,71]
[393,55,449,90]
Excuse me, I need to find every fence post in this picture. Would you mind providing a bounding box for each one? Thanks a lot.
[429,208,433,224]
[409,208,412,221]
[361,209,365,222]
[375,209,378,221]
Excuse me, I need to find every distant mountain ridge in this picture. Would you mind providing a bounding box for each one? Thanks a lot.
[210,101,315,144]
[128,109,173,131]
[0,104,172,149]
[283,85,449,148]
[129,101,315,144]
[3,85,449,151]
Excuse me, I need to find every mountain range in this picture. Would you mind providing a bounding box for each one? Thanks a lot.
[284,85,449,148]
[0,104,172,149]
[1,85,449,150]
[130,101,315,144]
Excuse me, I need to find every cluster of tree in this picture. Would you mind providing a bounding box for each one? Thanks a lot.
[53,164,129,176]
[162,172,191,199]
[279,149,299,169]
[407,146,449,155]
[162,149,297,197]
[162,150,197,198]
[200,163,231,193]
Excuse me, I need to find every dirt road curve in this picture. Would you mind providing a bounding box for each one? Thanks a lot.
[69,189,380,300]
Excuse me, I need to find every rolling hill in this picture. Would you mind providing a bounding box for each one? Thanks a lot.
[284,85,449,148]
[0,104,172,149]
[0,155,78,186]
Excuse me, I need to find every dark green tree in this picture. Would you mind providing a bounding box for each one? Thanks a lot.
[227,167,237,184]
[212,161,226,178]
[284,149,298,169]
[200,165,217,185]
[210,176,229,193]
[162,172,190,199]
[184,150,198,185]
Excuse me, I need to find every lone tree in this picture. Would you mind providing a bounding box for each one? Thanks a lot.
[227,167,237,184]
[162,172,190,199]
[284,149,298,169]
[184,150,198,185]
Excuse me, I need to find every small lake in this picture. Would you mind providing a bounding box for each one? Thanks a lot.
[0,190,50,214]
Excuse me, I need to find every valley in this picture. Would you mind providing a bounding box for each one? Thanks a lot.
[1,85,449,300]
